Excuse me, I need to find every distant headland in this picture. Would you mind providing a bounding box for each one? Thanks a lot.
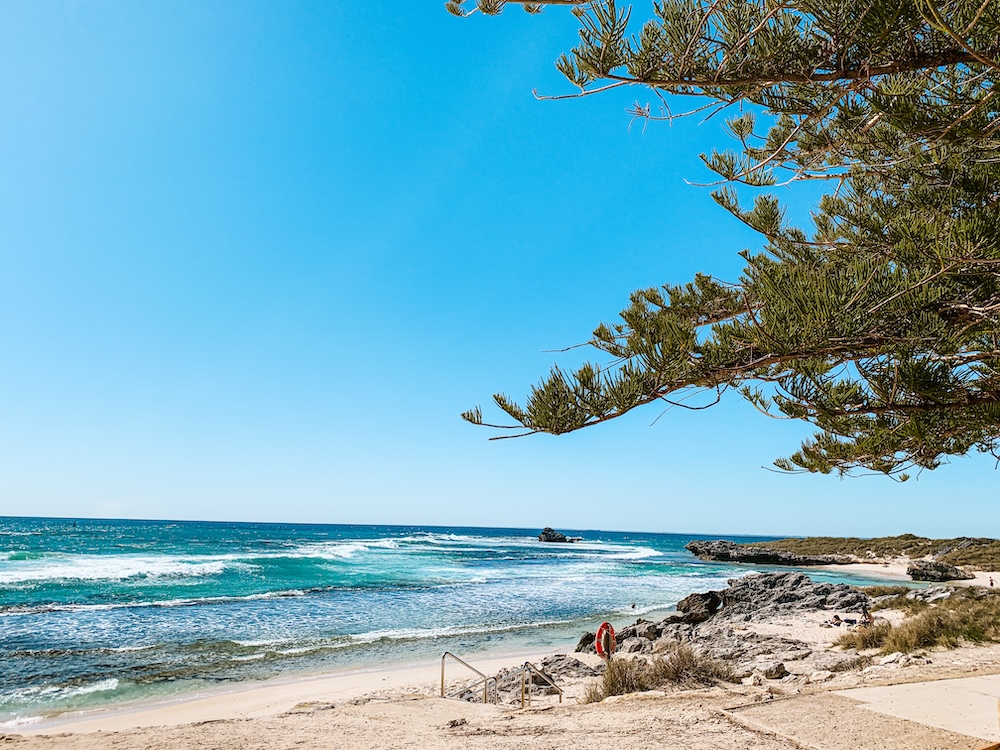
[687,534,1000,583]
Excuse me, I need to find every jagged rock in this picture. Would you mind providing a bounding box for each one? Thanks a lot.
[619,637,652,654]
[813,654,865,672]
[538,527,570,543]
[759,661,789,679]
[907,560,974,582]
[905,586,953,602]
[716,572,870,619]
[808,670,834,683]
[879,652,904,665]
[575,631,596,653]
[676,591,724,622]
[537,654,602,679]
[636,621,660,640]
[685,540,854,566]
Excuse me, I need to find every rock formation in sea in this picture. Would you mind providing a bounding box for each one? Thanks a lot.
[538,527,576,543]
[685,539,854,565]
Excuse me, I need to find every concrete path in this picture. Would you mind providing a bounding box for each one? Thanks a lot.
[838,674,1000,742]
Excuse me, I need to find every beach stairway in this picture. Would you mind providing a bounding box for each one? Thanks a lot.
[440,652,563,708]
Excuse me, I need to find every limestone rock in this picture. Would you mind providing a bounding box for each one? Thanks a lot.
[685,539,854,566]
[676,591,724,622]
[906,560,974,582]
[760,661,789,679]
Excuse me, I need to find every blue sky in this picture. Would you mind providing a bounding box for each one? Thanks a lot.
[0,1,994,537]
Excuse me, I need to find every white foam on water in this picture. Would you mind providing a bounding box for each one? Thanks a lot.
[1,588,315,616]
[0,554,250,585]
[230,653,268,662]
[0,716,43,729]
[0,679,120,707]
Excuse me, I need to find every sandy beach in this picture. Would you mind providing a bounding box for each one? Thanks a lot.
[6,569,1000,750]
[6,635,1000,750]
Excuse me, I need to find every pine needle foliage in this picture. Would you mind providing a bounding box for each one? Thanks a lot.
[456,0,1000,477]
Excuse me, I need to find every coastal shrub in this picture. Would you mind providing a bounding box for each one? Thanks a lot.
[597,656,653,698]
[838,588,1000,653]
[835,620,891,650]
[581,647,733,703]
[882,589,1000,652]
[648,645,734,686]
[580,682,604,704]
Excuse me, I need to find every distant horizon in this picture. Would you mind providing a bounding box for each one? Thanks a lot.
[4,514,990,542]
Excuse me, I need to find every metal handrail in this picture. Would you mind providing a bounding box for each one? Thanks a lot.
[520,661,563,708]
[440,651,498,704]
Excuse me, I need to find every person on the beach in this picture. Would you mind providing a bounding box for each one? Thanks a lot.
[860,605,874,626]
[990,576,994,587]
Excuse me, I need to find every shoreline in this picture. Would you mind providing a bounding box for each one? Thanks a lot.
[12,647,559,735]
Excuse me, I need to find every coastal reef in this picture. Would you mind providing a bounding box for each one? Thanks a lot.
[538,528,580,543]
[685,539,854,566]
[577,572,871,680]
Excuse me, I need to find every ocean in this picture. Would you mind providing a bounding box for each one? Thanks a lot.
[0,517,895,727]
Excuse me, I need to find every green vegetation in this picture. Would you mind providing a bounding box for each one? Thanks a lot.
[755,535,1000,569]
[836,588,1000,653]
[581,646,734,703]
[458,1,1000,478]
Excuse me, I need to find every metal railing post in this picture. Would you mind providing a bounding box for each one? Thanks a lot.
[440,651,498,704]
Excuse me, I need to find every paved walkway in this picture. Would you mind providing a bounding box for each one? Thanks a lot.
[838,674,1000,742]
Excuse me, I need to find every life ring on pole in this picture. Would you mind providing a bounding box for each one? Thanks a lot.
[595,621,616,658]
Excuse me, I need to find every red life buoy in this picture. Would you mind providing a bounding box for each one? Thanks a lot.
[595,621,616,657]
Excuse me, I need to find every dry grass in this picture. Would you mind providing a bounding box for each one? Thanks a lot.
[836,621,893,650]
[836,588,1000,653]
[580,646,733,703]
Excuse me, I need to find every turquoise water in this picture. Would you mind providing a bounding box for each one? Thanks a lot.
[0,517,897,726]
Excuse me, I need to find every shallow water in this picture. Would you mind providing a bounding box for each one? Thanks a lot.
[0,517,897,725]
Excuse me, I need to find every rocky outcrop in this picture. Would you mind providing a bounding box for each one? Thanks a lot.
[676,591,723,623]
[685,539,855,566]
[538,527,577,543]
[716,571,869,617]
[575,572,872,681]
[906,560,974,582]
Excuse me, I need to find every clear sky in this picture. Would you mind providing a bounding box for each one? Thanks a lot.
[0,1,993,538]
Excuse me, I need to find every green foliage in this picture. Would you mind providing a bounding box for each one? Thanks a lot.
[456,1,1000,477]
